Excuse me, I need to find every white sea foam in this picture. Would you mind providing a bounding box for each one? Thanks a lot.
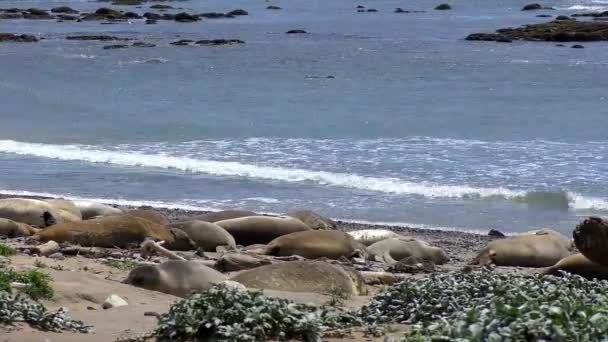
[0,139,607,211]
[559,5,608,10]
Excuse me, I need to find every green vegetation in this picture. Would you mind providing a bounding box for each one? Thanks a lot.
[0,243,16,256]
[102,259,138,271]
[0,292,91,332]
[136,285,366,342]
[357,268,608,341]
[0,268,54,300]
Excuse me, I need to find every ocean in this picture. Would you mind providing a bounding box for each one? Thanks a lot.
[0,0,607,234]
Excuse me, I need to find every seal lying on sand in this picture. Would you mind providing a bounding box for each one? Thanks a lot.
[171,220,236,251]
[543,253,608,280]
[0,198,81,227]
[215,253,271,272]
[231,261,368,295]
[215,216,311,245]
[348,229,403,246]
[126,209,170,226]
[367,237,448,265]
[123,260,227,297]
[191,210,258,223]
[0,218,39,238]
[32,213,195,249]
[73,200,123,219]
[250,230,367,260]
[286,210,336,230]
[471,230,572,267]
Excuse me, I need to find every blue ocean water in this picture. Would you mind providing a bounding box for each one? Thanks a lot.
[0,0,607,233]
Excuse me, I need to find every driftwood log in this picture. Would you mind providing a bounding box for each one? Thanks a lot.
[573,217,608,266]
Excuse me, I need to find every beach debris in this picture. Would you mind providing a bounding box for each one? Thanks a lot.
[103,294,129,309]
[33,240,60,257]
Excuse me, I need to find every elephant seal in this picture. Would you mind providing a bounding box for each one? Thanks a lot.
[230,261,367,295]
[367,237,448,265]
[522,228,573,250]
[123,260,227,297]
[0,198,81,227]
[251,230,366,260]
[286,210,336,230]
[215,253,271,272]
[43,199,82,220]
[192,210,257,223]
[0,218,39,238]
[471,231,572,267]
[73,200,123,219]
[126,209,170,226]
[347,229,403,246]
[171,220,236,251]
[215,216,311,246]
[543,253,608,280]
[32,214,195,250]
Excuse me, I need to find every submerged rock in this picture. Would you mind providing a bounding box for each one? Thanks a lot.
[267,5,282,10]
[103,44,129,49]
[150,4,173,9]
[571,44,585,48]
[286,29,307,34]
[195,39,244,46]
[66,35,126,41]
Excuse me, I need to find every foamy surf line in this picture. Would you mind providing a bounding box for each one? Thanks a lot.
[1,139,608,210]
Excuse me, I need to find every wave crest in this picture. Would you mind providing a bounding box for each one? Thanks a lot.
[0,139,606,210]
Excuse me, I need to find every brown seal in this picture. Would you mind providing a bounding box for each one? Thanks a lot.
[171,220,236,251]
[367,237,448,264]
[123,260,227,297]
[32,214,194,249]
[251,230,366,260]
[191,209,257,223]
[0,218,39,238]
[543,253,608,280]
[471,230,572,267]
[215,216,311,245]
[286,209,337,229]
[230,260,367,295]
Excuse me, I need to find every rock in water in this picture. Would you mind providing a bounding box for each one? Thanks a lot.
[434,3,451,10]
[103,295,128,309]
[522,3,543,10]
[574,217,608,266]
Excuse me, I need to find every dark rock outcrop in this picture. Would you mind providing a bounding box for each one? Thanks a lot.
[227,9,248,16]
[170,39,194,46]
[521,3,552,11]
[267,5,282,10]
[286,29,307,34]
[466,20,608,42]
[174,12,197,22]
[103,44,129,49]
[66,35,127,41]
[572,11,608,18]
[150,4,173,9]
[571,44,584,48]
[143,12,161,19]
[132,41,155,47]
[0,33,38,42]
[51,6,79,14]
[434,3,451,10]
[195,39,244,46]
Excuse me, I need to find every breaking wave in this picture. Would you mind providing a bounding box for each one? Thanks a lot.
[0,139,606,210]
